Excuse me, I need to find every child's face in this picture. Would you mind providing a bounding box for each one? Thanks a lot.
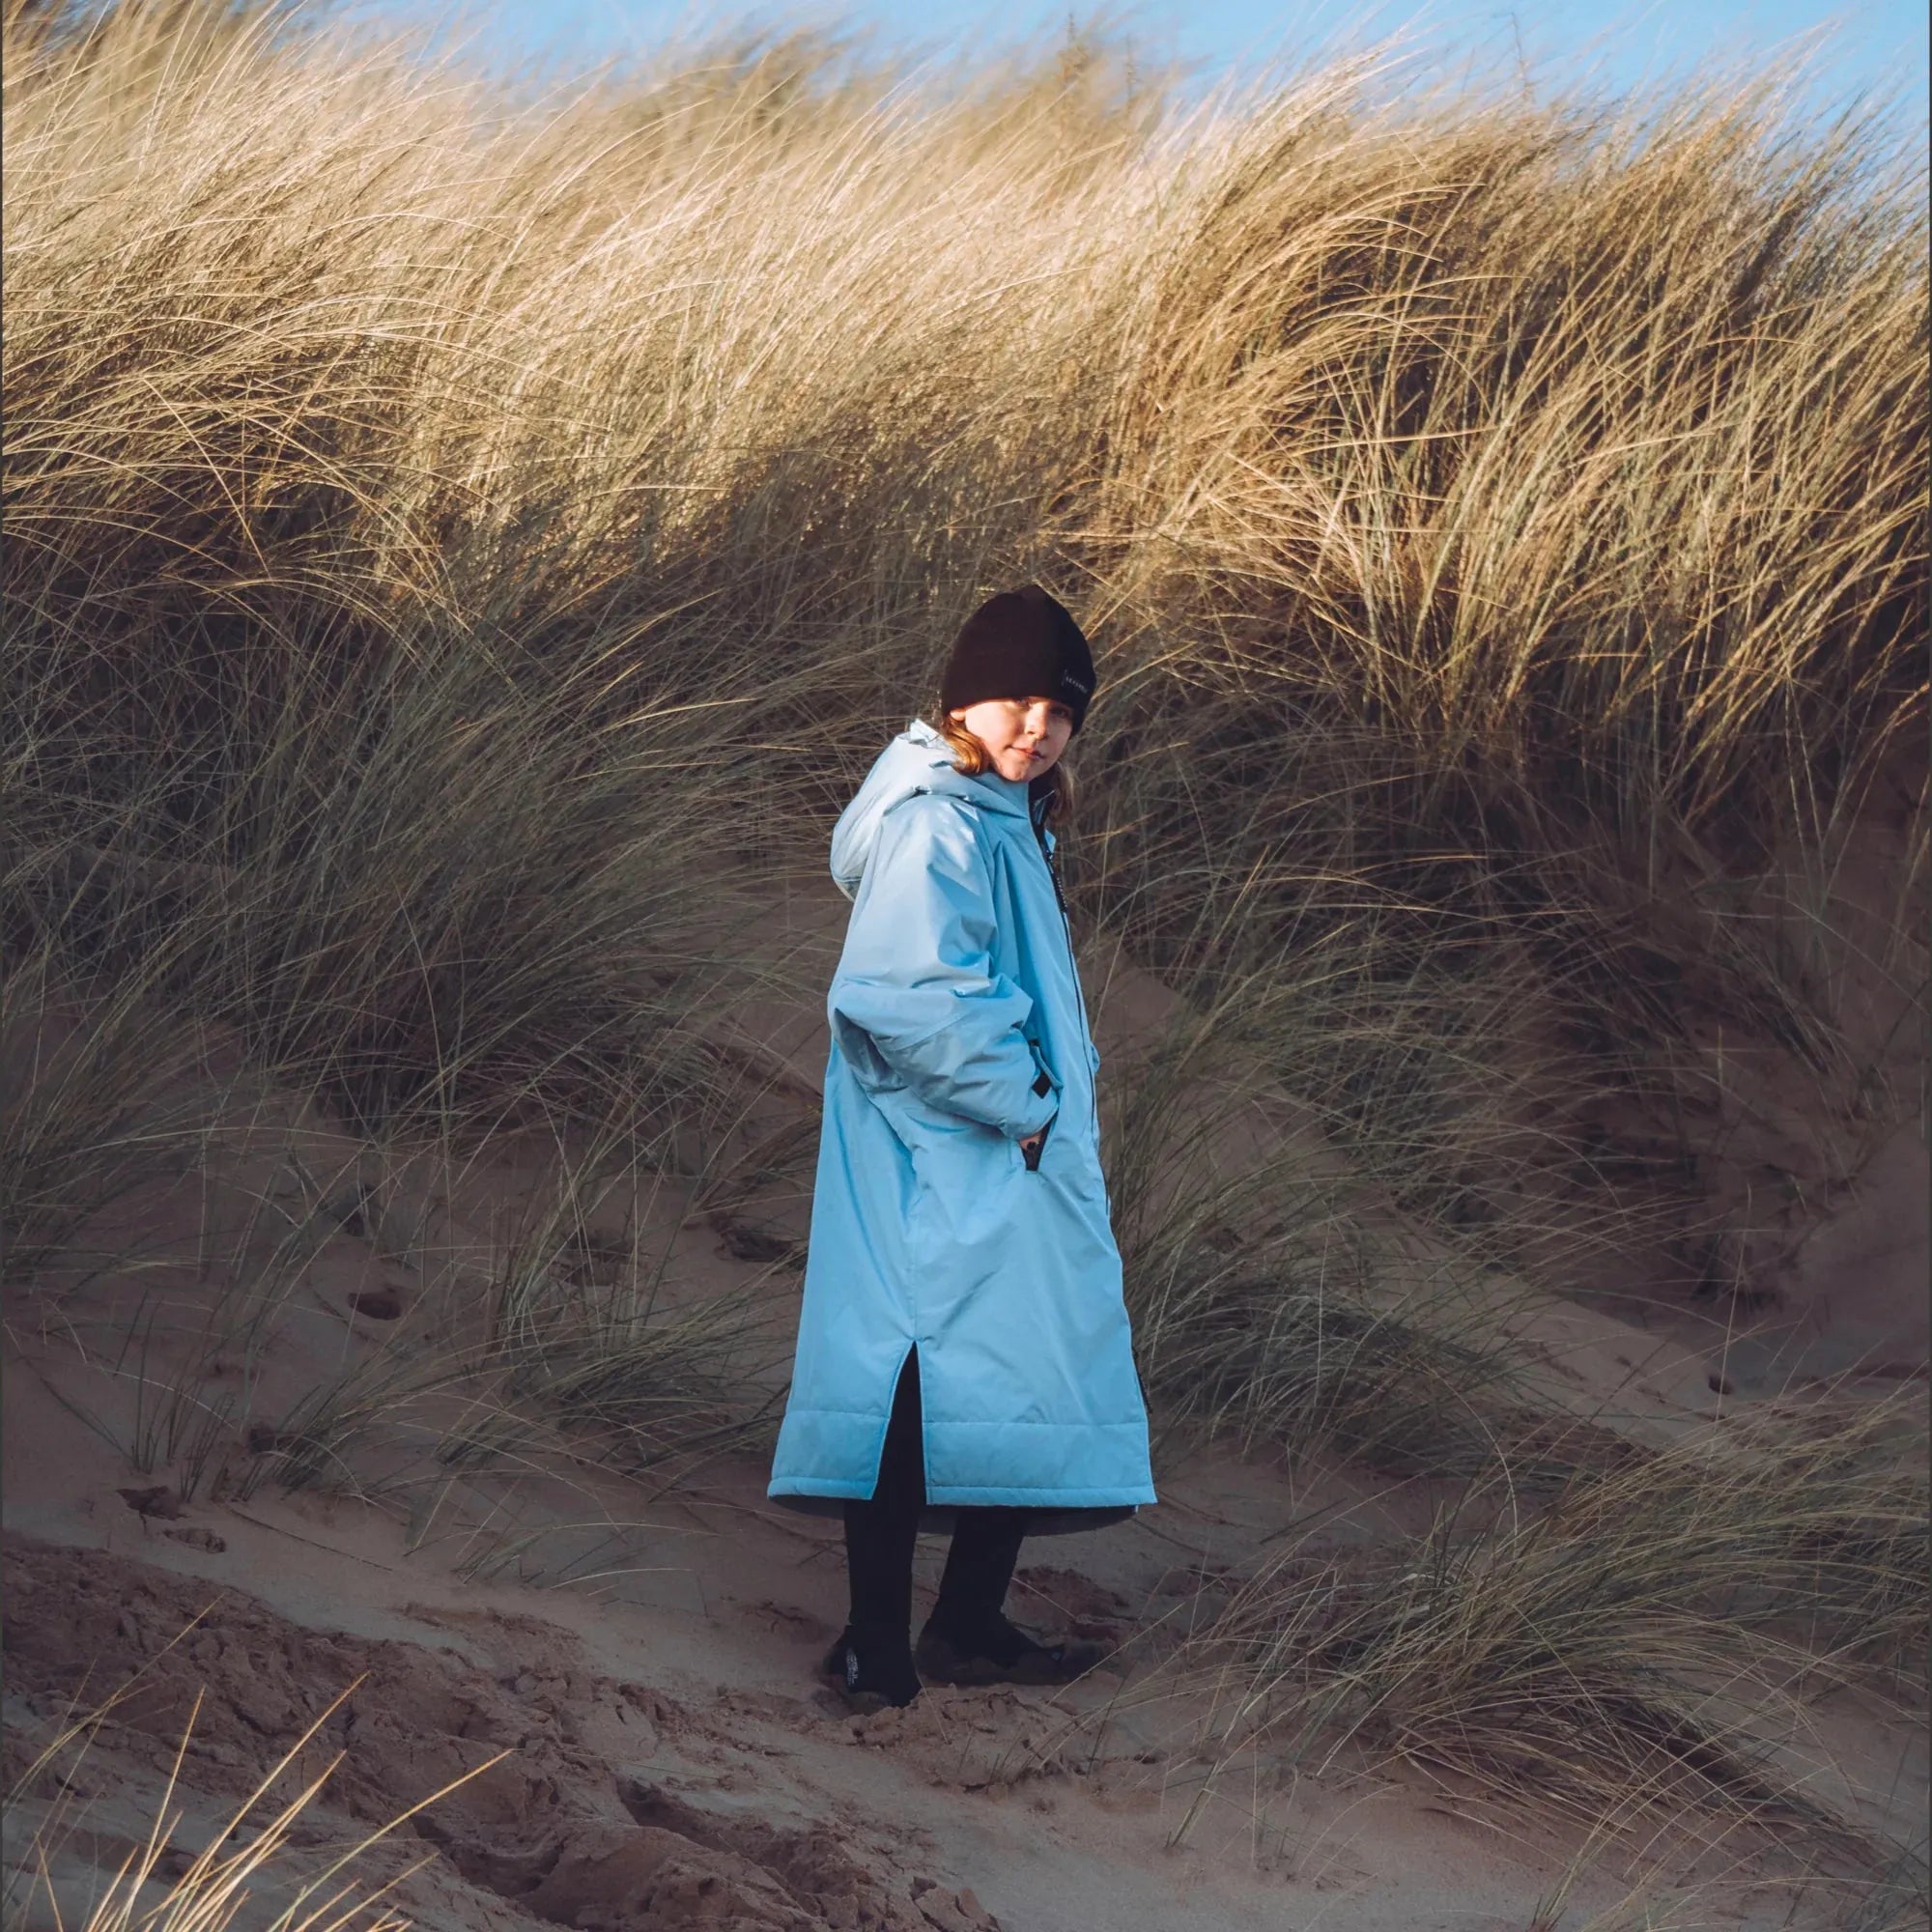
[950,696,1075,784]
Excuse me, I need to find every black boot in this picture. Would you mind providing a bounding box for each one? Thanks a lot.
[915,1610,1110,1687]
[820,1625,923,1712]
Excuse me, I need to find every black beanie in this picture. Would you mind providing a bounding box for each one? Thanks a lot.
[939,585,1096,733]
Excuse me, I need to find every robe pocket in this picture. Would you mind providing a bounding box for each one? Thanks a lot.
[1020,1113,1057,1173]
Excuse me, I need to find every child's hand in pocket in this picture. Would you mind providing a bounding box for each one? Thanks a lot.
[1020,1116,1055,1172]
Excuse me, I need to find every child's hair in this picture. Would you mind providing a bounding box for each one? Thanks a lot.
[930,704,1077,820]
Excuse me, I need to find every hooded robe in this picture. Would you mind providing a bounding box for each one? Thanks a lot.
[767,721,1156,1535]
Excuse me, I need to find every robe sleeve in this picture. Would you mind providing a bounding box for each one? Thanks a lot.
[828,796,1060,1141]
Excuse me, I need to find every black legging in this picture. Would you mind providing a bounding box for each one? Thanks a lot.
[843,1345,1029,1654]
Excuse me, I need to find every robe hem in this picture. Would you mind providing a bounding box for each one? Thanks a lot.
[766,1492,1144,1537]
[767,1480,1156,1506]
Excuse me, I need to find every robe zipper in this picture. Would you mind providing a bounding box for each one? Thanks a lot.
[1033,809,1101,1144]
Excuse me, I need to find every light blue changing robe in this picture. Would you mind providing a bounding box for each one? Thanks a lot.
[767,722,1155,1534]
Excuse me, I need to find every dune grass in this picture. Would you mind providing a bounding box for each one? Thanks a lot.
[6,1670,501,1932]
[6,0,1920,1282]
[1071,1393,1928,1903]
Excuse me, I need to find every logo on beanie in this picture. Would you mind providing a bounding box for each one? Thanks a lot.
[1059,673,1094,696]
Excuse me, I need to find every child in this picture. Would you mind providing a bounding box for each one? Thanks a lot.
[767,585,1156,1712]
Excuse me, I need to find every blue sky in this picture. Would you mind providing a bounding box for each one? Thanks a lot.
[368,1,1927,128]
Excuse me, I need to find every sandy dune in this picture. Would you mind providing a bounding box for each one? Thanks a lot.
[4,877,1925,1930]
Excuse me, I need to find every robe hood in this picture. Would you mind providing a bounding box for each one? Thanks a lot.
[770,703,1153,1527]
[830,720,1034,900]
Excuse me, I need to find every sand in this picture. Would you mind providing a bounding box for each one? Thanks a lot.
[6,1304,1922,1930]
[0,1417,1779,1932]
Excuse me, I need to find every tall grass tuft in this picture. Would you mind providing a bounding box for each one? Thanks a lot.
[7,1671,503,1931]
[1162,1395,1928,1861]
